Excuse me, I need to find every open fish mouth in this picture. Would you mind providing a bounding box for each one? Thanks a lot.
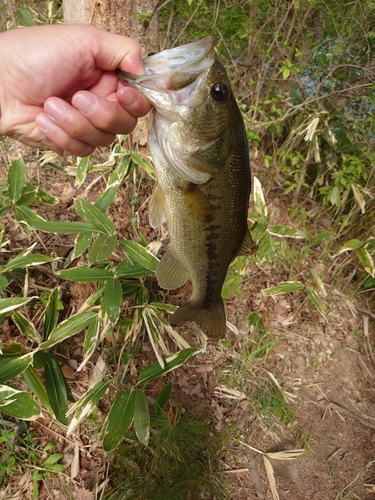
[117,37,216,110]
[120,37,215,85]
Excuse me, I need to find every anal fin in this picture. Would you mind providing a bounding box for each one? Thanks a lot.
[156,247,189,290]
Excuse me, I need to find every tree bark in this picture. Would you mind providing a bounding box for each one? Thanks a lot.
[63,0,159,55]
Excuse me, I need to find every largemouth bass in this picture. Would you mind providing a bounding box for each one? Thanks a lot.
[118,37,251,338]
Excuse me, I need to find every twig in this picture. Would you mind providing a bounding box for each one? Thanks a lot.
[172,0,203,47]
[328,401,375,431]
[356,304,375,321]
[223,468,250,474]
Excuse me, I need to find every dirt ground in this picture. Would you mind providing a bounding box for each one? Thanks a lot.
[1,140,375,500]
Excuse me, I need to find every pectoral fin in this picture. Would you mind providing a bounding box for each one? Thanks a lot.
[156,247,190,290]
[181,184,214,223]
[149,183,169,228]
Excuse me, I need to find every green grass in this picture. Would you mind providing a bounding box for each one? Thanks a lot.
[106,407,231,500]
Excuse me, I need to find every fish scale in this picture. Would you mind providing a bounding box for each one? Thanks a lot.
[118,37,252,338]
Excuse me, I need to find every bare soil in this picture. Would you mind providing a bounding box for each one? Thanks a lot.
[1,140,375,500]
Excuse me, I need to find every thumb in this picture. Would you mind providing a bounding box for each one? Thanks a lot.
[91,27,146,75]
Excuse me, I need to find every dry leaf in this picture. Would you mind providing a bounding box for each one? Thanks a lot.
[266,449,305,460]
[71,444,80,479]
[89,355,106,389]
[263,455,279,500]
[61,365,76,380]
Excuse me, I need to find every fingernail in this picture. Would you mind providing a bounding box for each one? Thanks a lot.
[45,99,66,122]
[118,87,138,108]
[36,114,53,132]
[73,92,95,113]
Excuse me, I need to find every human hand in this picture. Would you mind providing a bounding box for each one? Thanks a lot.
[0,24,151,156]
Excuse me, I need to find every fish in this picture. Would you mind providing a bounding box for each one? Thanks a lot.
[118,37,252,338]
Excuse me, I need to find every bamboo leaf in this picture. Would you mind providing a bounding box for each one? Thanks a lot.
[5,254,59,272]
[264,281,305,295]
[0,353,33,384]
[22,366,54,415]
[133,389,150,445]
[27,219,97,234]
[12,311,41,344]
[17,186,38,208]
[149,302,178,314]
[0,385,41,420]
[115,261,155,278]
[35,187,59,205]
[119,240,159,273]
[71,232,92,260]
[1,343,24,358]
[253,176,267,216]
[306,230,335,248]
[142,310,164,368]
[77,286,105,311]
[102,389,137,452]
[306,287,328,320]
[138,348,201,386]
[83,318,100,357]
[75,156,91,187]
[356,247,375,278]
[88,234,117,263]
[75,199,115,236]
[8,157,26,203]
[0,297,36,315]
[94,181,119,212]
[249,216,269,245]
[333,239,363,256]
[131,152,155,179]
[115,154,132,182]
[58,267,114,283]
[44,356,69,425]
[267,225,305,239]
[13,205,45,224]
[15,7,36,26]
[67,380,110,436]
[40,311,98,349]
[41,453,64,467]
[153,381,172,414]
[43,288,61,341]
[102,278,122,324]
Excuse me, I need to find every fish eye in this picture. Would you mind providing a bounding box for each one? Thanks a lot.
[211,82,229,101]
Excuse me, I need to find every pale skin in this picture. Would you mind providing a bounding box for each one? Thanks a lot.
[0,24,152,156]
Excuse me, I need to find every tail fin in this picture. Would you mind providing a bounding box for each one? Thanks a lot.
[171,299,226,339]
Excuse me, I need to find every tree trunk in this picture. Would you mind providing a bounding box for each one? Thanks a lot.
[63,0,159,55]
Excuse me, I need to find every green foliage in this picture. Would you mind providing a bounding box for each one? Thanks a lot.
[0,1,62,31]
[106,384,230,500]
[251,380,294,426]
[0,424,63,492]
[0,146,199,460]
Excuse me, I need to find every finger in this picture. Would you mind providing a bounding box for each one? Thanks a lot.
[72,90,147,133]
[43,96,117,145]
[35,113,98,157]
[117,85,152,117]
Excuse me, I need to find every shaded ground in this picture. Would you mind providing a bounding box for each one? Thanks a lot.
[1,140,375,499]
